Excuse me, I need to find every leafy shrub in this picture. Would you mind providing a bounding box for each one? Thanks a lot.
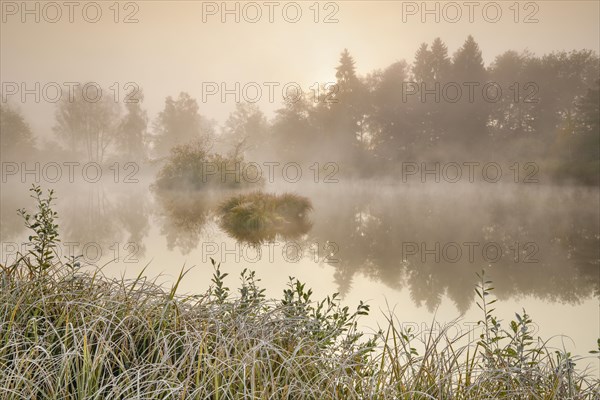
[154,140,264,190]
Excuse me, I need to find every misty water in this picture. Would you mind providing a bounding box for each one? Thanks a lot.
[2,176,598,355]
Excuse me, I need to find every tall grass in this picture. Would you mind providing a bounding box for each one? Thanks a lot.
[1,186,598,399]
[218,192,312,245]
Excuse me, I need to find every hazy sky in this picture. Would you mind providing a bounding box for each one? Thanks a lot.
[1,1,599,138]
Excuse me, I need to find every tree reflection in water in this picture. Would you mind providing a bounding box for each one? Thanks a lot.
[308,184,600,312]
[3,182,597,313]
[153,189,222,255]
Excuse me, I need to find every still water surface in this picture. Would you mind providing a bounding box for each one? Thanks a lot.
[2,178,598,371]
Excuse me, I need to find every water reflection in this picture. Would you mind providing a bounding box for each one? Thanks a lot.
[1,183,151,265]
[115,190,151,260]
[59,185,151,261]
[152,189,313,251]
[1,182,598,313]
[60,185,120,247]
[308,184,600,312]
[0,188,29,241]
[153,189,221,254]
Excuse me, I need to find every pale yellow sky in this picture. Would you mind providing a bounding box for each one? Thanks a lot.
[1,1,599,137]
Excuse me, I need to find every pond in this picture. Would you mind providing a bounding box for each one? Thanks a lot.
[1,176,598,360]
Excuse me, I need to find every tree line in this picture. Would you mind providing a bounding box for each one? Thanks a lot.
[1,35,598,183]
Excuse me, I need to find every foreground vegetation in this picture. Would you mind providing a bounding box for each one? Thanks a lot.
[1,187,599,399]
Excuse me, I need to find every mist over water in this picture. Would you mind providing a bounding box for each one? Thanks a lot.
[1,176,598,352]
